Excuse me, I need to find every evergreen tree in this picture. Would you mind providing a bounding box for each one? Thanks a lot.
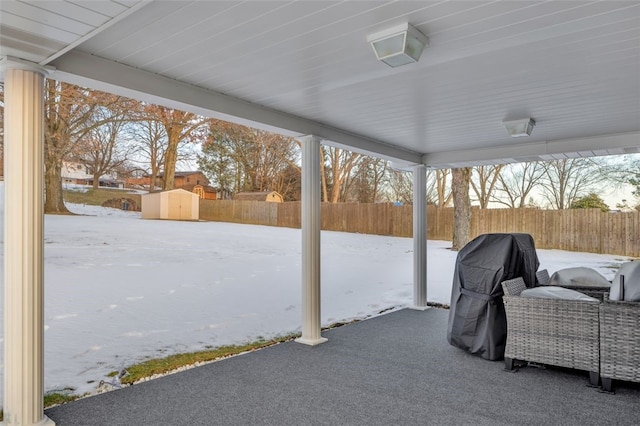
[570,193,609,212]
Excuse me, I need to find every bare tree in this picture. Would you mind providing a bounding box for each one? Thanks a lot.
[494,161,546,208]
[540,158,601,209]
[274,162,302,201]
[144,105,206,191]
[597,154,640,206]
[245,130,298,193]
[76,108,133,189]
[199,120,299,198]
[435,169,453,207]
[384,169,413,204]
[451,167,472,250]
[322,146,361,203]
[384,167,449,206]
[349,157,387,203]
[44,81,122,213]
[426,170,438,205]
[470,165,503,208]
[128,117,167,191]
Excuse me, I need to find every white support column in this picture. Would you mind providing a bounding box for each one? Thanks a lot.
[410,164,429,310]
[295,135,327,346]
[2,58,55,425]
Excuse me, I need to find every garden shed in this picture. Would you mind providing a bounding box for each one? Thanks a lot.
[141,189,199,221]
[234,191,283,203]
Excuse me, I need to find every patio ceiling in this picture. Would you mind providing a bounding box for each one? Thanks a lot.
[1,0,639,167]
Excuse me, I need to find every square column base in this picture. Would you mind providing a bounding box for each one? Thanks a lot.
[409,305,430,311]
[1,415,55,426]
[295,337,328,346]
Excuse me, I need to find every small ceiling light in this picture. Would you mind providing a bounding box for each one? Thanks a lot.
[367,23,429,68]
[503,118,535,138]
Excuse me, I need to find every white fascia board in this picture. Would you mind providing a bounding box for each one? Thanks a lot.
[50,50,422,165]
[423,132,640,169]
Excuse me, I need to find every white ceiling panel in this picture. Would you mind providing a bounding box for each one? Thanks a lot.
[26,1,117,27]
[70,0,131,17]
[1,0,639,167]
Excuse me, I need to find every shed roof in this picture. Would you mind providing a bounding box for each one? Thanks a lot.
[143,188,199,197]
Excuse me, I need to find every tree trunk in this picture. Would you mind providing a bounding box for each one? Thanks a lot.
[320,147,328,202]
[436,169,452,207]
[44,158,69,214]
[149,169,158,192]
[451,167,472,250]
[330,149,341,203]
[162,134,179,190]
[149,149,159,192]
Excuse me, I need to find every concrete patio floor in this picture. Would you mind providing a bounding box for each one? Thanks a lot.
[46,308,640,425]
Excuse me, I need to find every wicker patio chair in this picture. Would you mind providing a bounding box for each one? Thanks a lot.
[501,277,600,386]
[536,269,550,285]
[599,294,640,392]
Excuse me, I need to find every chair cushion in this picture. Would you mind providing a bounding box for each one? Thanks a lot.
[520,286,598,302]
[548,267,610,288]
[609,261,640,302]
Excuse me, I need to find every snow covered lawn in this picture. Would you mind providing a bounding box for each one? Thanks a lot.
[0,188,630,402]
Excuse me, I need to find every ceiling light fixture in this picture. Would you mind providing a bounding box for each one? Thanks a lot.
[503,118,535,138]
[367,23,429,68]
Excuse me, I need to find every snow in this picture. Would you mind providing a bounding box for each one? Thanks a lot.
[0,183,631,402]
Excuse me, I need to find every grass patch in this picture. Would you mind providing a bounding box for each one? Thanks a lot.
[120,333,300,385]
[120,316,390,385]
[63,188,141,207]
[44,392,79,408]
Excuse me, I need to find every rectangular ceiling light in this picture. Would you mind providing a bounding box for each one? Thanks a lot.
[503,118,535,138]
[367,23,429,68]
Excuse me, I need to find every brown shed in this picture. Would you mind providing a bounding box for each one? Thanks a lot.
[182,183,219,200]
[141,189,200,220]
[234,191,283,203]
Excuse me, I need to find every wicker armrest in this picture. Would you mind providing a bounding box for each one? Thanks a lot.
[536,269,550,285]
[502,277,526,296]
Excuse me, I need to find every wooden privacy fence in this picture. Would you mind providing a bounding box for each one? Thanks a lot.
[199,200,640,257]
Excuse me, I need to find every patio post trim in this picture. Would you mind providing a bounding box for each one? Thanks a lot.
[295,135,327,346]
[410,164,428,311]
[1,59,55,425]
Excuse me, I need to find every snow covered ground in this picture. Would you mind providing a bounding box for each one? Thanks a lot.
[0,183,631,402]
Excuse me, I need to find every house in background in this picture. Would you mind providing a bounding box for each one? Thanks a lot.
[62,161,122,188]
[126,171,208,190]
[181,183,220,200]
[125,170,229,200]
[234,191,284,203]
[167,171,209,188]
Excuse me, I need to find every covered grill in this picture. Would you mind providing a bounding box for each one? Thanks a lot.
[446,233,539,360]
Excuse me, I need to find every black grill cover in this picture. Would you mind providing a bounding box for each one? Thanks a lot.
[446,233,539,360]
